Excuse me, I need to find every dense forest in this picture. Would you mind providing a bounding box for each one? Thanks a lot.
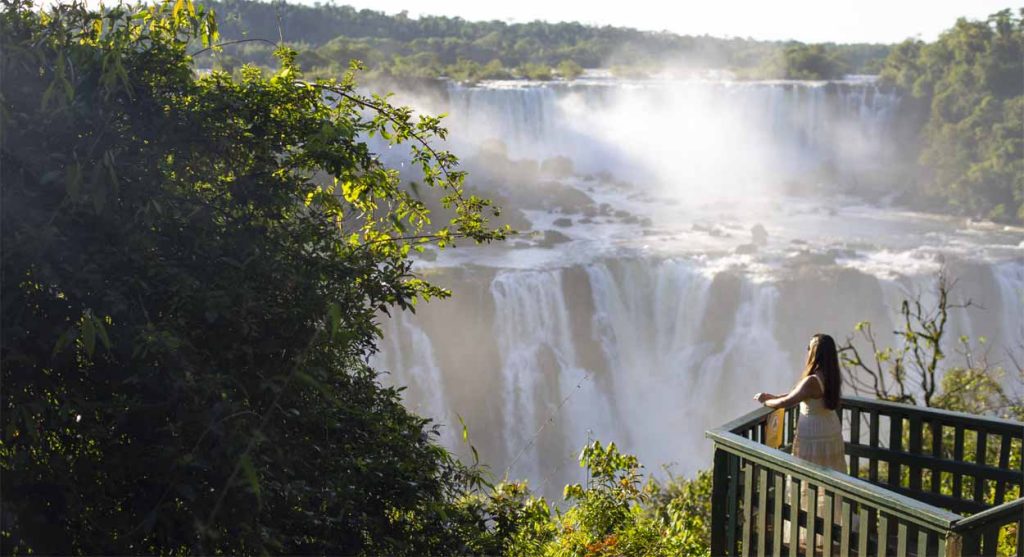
[202,0,888,81]
[879,9,1023,223]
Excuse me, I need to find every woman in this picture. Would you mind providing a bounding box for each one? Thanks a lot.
[753,333,845,473]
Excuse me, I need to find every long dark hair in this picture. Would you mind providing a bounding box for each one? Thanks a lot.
[801,333,841,410]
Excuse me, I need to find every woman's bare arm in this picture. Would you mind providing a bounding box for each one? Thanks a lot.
[757,376,821,409]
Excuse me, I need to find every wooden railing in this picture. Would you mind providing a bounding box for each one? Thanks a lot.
[707,396,1024,557]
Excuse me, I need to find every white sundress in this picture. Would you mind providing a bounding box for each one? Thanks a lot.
[793,376,846,473]
[787,376,848,550]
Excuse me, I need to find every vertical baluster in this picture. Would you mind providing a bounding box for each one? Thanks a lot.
[840,500,851,557]
[823,491,834,555]
[850,408,861,479]
[896,522,908,557]
[908,415,922,492]
[961,531,981,556]
[728,455,740,556]
[888,414,903,487]
[807,483,818,557]
[916,530,927,557]
[773,472,784,556]
[953,427,964,500]
[878,514,889,557]
[712,449,730,556]
[930,420,943,495]
[790,477,801,557]
[981,525,998,557]
[973,431,987,505]
[1016,514,1024,557]
[869,410,880,482]
[857,506,869,557]
[758,467,768,557]
[743,464,754,557]
[994,433,1010,504]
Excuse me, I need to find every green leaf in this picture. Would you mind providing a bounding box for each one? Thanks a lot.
[239,453,262,508]
[80,314,96,357]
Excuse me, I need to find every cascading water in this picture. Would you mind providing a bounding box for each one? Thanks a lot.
[446,78,903,196]
[372,77,1024,498]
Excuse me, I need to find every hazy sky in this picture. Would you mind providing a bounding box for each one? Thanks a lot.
[305,0,1014,44]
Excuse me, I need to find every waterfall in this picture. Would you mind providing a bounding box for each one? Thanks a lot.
[446,79,902,194]
[378,254,1023,497]
[374,312,456,447]
[490,269,590,481]
[370,77,1021,498]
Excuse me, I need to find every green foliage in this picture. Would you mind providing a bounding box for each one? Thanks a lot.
[879,9,1024,223]
[488,441,712,557]
[557,59,584,80]
[646,469,713,553]
[518,62,554,81]
[446,58,513,84]
[0,0,506,554]
[759,43,850,80]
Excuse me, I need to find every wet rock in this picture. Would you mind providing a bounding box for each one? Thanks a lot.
[640,217,653,227]
[751,223,768,246]
[622,215,639,225]
[735,243,758,255]
[553,217,573,228]
[540,156,575,178]
[537,229,571,247]
[785,250,835,267]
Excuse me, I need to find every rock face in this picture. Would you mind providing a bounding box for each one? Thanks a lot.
[751,223,769,246]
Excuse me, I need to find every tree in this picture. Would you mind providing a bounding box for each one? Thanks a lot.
[879,9,1024,223]
[0,0,506,554]
[839,270,1023,418]
[556,59,584,80]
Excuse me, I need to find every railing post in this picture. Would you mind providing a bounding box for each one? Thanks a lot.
[943,532,962,557]
[712,447,730,556]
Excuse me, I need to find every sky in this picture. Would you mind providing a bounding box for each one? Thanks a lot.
[303,0,1015,44]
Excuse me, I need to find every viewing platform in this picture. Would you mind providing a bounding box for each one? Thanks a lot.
[706,397,1023,556]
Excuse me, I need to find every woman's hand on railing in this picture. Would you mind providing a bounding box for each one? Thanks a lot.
[753,392,772,404]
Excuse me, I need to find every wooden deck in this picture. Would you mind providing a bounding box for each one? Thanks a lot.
[707,397,1023,556]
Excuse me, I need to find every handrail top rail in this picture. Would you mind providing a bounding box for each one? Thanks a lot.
[843,396,1024,435]
[950,497,1024,532]
[707,428,963,529]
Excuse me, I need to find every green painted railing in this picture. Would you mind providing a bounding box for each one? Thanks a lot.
[707,396,1024,557]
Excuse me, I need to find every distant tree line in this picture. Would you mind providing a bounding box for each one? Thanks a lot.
[203,0,890,82]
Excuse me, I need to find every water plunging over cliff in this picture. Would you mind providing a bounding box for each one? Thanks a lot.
[374,78,1023,498]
